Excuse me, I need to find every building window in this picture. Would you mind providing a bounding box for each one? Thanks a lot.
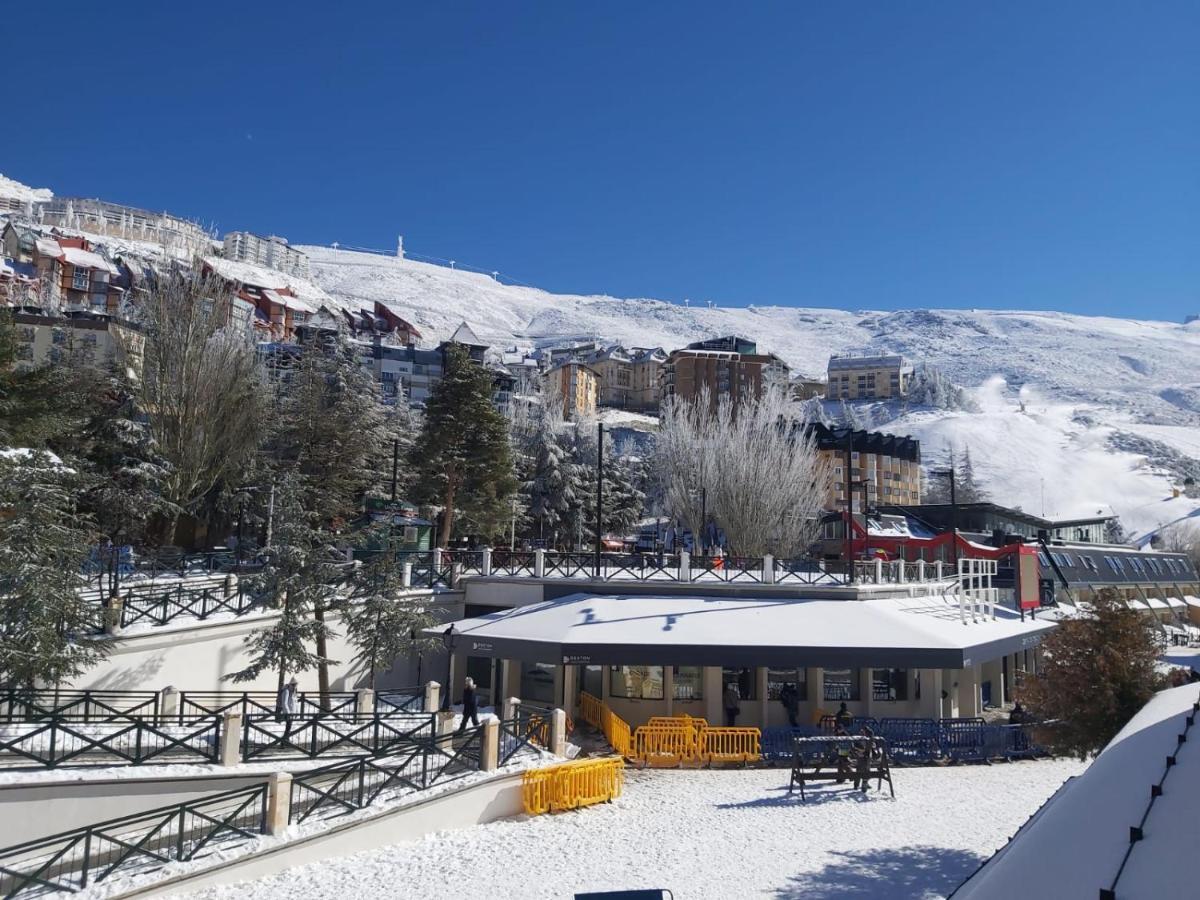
[672,666,703,700]
[72,268,89,291]
[609,665,663,699]
[722,666,757,700]
[823,668,860,702]
[872,668,908,701]
[519,661,557,705]
[767,668,808,702]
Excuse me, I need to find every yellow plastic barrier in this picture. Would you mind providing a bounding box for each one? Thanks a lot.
[522,756,625,815]
[604,707,632,757]
[646,715,708,733]
[631,725,701,767]
[700,727,761,765]
[579,692,602,729]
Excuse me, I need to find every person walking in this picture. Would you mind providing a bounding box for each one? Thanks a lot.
[456,676,480,733]
[277,676,299,738]
[780,683,800,727]
[723,681,741,728]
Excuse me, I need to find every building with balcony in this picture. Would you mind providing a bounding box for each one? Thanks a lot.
[34,197,213,256]
[222,232,311,278]
[806,424,923,511]
[544,361,599,420]
[827,354,913,400]
[8,310,144,379]
[664,336,789,410]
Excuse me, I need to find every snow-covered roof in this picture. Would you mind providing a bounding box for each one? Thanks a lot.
[262,289,315,315]
[203,255,330,307]
[429,590,1055,668]
[953,683,1200,900]
[448,321,485,347]
[60,245,118,275]
[35,237,62,258]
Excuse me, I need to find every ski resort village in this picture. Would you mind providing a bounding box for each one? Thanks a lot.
[0,8,1198,898]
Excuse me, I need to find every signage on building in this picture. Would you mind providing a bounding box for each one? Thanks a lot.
[471,641,493,652]
[563,654,591,664]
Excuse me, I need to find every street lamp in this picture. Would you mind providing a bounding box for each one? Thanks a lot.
[441,624,456,711]
[930,467,958,571]
[594,422,605,577]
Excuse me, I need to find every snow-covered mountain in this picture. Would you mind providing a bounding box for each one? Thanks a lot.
[300,245,1200,539]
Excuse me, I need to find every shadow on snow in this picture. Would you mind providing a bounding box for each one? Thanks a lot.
[773,844,985,899]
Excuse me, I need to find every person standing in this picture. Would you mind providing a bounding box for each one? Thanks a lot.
[456,676,479,733]
[277,676,299,738]
[780,683,800,727]
[835,701,852,729]
[723,681,741,728]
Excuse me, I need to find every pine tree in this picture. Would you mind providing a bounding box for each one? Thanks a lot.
[956,447,988,503]
[1018,589,1161,759]
[523,411,575,547]
[341,527,439,688]
[0,310,91,450]
[0,451,108,689]
[227,473,339,694]
[409,344,517,547]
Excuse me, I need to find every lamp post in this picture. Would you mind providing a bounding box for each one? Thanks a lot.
[930,466,959,571]
[441,624,455,711]
[594,422,604,577]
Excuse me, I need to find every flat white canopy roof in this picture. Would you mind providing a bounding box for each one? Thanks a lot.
[433,591,1054,668]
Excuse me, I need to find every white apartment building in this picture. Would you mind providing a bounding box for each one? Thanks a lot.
[222,232,311,278]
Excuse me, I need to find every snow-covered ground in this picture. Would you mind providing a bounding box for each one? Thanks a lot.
[185,758,1086,900]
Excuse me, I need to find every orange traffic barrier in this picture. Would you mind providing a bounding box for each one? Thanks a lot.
[579,692,602,729]
[522,756,625,815]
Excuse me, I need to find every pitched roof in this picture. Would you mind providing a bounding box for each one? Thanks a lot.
[448,321,485,347]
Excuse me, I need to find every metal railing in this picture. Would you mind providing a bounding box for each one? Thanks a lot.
[0,714,221,769]
[240,712,434,761]
[114,583,257,630]
[375,688,424,715]
[499,704,553,765]
[0,783,268,897]
[0,690,160,725]
[490,550,536,577]
[288,726,484,824]
[80,549,242,589]
[175,691,358,724]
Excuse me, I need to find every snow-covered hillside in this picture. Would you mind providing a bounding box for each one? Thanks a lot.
[302,245,1200,537]
[0,172,52,204]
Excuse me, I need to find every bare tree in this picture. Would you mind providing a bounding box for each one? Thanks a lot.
[655,386,830,557]
[1159,521,1200,567]
[139,272,266,541]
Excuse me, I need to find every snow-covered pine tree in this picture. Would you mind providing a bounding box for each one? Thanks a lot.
[408,344,517,547]
[956,447,989,503]
[227,473,339,695]
[524,415,575,547]
[341,526,439,689]
[0,451,108,689]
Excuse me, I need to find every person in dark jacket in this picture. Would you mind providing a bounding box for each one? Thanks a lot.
[456,676,479,733]
[723,682,741,728]
[834,702,852,729]
[780,683,800,727]
[1008,702,1026,725]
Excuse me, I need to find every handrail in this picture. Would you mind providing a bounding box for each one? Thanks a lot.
[0,783,268,897]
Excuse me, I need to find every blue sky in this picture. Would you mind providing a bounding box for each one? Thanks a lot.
[4,2,1197,320]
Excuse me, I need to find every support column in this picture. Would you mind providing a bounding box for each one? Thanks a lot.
[664,666,674,717]
[704,667,723,724]
[480,718,500,772]
[762,554,775,585]
[356,688,375,717]
[481,547,493,576]
[402,562,413,588]
[160,686,180,722]
[758,667,768,728]
[981,659,1005,708]
[103,597,124,635]
[956,665,981,718]
[809,667,825,722]
[220,713,242,767]
[436,710,457,737]
[549,708,568,756]
[920,669,943,719]
[942,669,959,718]
[534,549,546,578]
[424,681,441,714]
[562,666,578,718]
[501,696,520,722]
[265,772,292,835]
[679,550,692,583]
[862,668,875,718]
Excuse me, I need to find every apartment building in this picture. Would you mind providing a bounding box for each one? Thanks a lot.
[35,198,212,255]
[8,310,145,379]
[629,346,666,412]
[588,345,634,408]
[827,354,913,400]
[544,361,599,420]
[805,424,922,511]
[664,336,789,409]
[223,232,311,278]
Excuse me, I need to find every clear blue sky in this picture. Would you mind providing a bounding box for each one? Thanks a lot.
[4,2,1197,320]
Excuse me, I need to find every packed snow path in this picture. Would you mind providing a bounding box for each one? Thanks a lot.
[187,758,1086,900]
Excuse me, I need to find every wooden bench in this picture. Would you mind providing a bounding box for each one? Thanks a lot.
[787,735,895,801]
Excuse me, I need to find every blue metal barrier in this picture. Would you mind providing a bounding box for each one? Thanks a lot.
[761,726,820,761]
[875,718,941,763]
[939,718,986,762]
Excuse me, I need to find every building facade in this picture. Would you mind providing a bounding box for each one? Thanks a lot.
[544,361,599,420]
[629,347,666,412]
[34,197,212,255]
[8,311,145,378]
[588,346,633,408]
[664,336,790,409]
[827,354,913,400]
[222,232,311,278]
[807,425,922,511]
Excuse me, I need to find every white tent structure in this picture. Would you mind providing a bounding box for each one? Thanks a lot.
[951,683,1200,900]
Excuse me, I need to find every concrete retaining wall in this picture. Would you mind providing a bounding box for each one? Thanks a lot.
[0,772,272,845]
[120,771,526,898]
